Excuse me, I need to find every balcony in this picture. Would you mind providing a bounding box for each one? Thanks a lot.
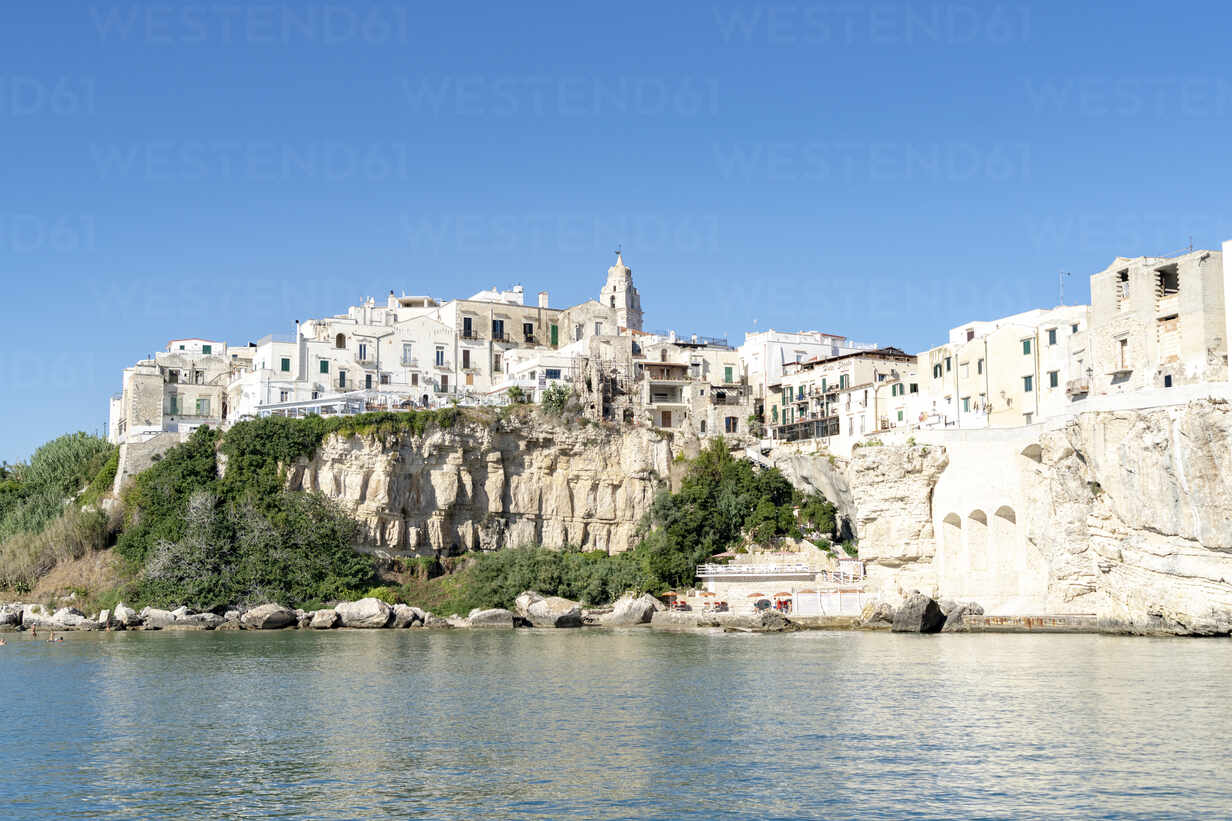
[1066,377,1090,396]
[433,359,451,370]
[460,329,481,340]
[400,357,419,368]
[696,563,815,579]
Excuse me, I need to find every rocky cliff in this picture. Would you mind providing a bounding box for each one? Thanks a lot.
[782,400,1232,635]
[285,413,672,557]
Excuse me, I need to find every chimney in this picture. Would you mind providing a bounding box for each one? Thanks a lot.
[538,291,549,308]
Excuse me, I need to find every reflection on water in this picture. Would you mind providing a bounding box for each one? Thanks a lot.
[2,629,1229,819]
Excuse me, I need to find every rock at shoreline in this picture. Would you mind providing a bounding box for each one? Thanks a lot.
[113,603,139,628]
[52,607,90,630]
[942,602,984,632]
[859,601,895,628]
[309,609,339,629]
[750,609,798,632]
[142,608,176,630]
[241,603,297,630]
[175,612,223,630]
[391,604,422,628]
[516,591,583,628]
[1,604,23,627]
[467,608,515,628]
[335,598,393,629]
[600,593,662,627]
[97,609,111,628]
[422,613,451,628]
[892,592,945,633]
[170,606,190,620]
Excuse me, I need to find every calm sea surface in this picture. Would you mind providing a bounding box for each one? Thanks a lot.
[2,628,1229,820]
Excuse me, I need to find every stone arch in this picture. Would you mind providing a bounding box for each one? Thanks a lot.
[992,505,1017,555]
[1020,444,1042,463]
[967,509,988,571]
[335,333,346,349]
[940,512,964,592]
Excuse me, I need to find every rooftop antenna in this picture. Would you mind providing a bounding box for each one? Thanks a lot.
[1059,271,1071,306]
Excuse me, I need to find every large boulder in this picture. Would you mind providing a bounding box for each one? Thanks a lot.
[335,598,393,629]
[421,613,451,628]
[97,609,111,628]
[751,609,798,632]
[309,609,339,629]
[891,592,946,633]
[113,603,139,628]
[170,606,190,620]
[22,604,55,628]
[859,601,896,628]
[1,604,23,627]
[600,593,662,627]
[391,604,422,628]
[175,612,223,630]
[942,601,985,633]
[141,608,177,630]
[467,608,515,628]
[240,603,297,630]
[515,591,583,628]
[52,607,90,630]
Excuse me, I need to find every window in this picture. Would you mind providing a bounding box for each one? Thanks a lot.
[977,358,984,375]
[1072,323,1079,333]
[962,396,970,413]
[910,383,918,393]
[365,374,373,389]
[699,419,706,434]
[1116,269,1130,309]
[440,374,449,391]
[933,364,942,379]
[435,346,445,367]
[279,390,289,402]
[492,319,505,340]
[411,373,419,386]
[1024,412,1033,425]
[493,354,502,373]
[1023,375,1033,392]
[319,360,329,374]
[610,295,615,307]
[335,333,346,349]
[178,345,185,350]
[1118,338,1129,369]
[1048,370,1059,388]
[724,366,733,383]
[465,372,474,386]
[202,344,212,355]
[839,374,849,389]
[1156,264,1179,296]
[1164,374,1173,388]
[772,406,779,422]
[897,409,904,422]
[594,322,603,336]
[167,369,179,384]
[462,349,471,369]
[402,343,413,365]
[462,317,473,338]
[168,396,180,415]
[339,370,347,388]
[575,324,583,342]
[280,357,291,372]
[380,374,390,385]
[358,343,368,361]
[550,325,558,346]
[545,368,561,380]
[1022,338,1032,355]
[945,356,952,372]
[523,322,534,340]
[966,328,975,341]
[724,416,738,433]
[961,362,969,378]
[1047,328,1057,346]
[196,397,210,416]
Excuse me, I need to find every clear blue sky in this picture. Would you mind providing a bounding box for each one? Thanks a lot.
[2,0,1230,462]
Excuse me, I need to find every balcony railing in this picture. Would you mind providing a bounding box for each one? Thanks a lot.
[400,357,419,368]
[696,563,815,577]
[1066,377,1090,395]
[433,359,451,370]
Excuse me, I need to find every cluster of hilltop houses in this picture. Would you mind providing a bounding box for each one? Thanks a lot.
[109,241,1231,461]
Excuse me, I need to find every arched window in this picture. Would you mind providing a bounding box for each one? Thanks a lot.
[335,333,346,349]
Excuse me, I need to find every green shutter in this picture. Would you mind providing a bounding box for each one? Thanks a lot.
[202,344,212,355]
[320,360,329,374]
[281,357,291,372]
[550,325,558,346]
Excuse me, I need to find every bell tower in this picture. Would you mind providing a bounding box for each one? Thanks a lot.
[601,250,643,331]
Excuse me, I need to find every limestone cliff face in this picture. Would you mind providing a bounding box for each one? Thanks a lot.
[1025,401,1232,634]
[843,445,950,599]
[285,415,671,557]
[783,400,1232,634]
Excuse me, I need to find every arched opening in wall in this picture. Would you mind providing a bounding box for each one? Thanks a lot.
[941,513,962,579]
[993,506,1017,561]
[335,333,346,349]
[1020,444,1042,463]
[967,510,988,571]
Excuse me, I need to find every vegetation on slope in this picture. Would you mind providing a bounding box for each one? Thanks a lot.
[0,433,117,591]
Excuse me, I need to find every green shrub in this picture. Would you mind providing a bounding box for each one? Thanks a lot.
[364,585,403,605]
[0,432,114,542]
[541,384,571,416]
